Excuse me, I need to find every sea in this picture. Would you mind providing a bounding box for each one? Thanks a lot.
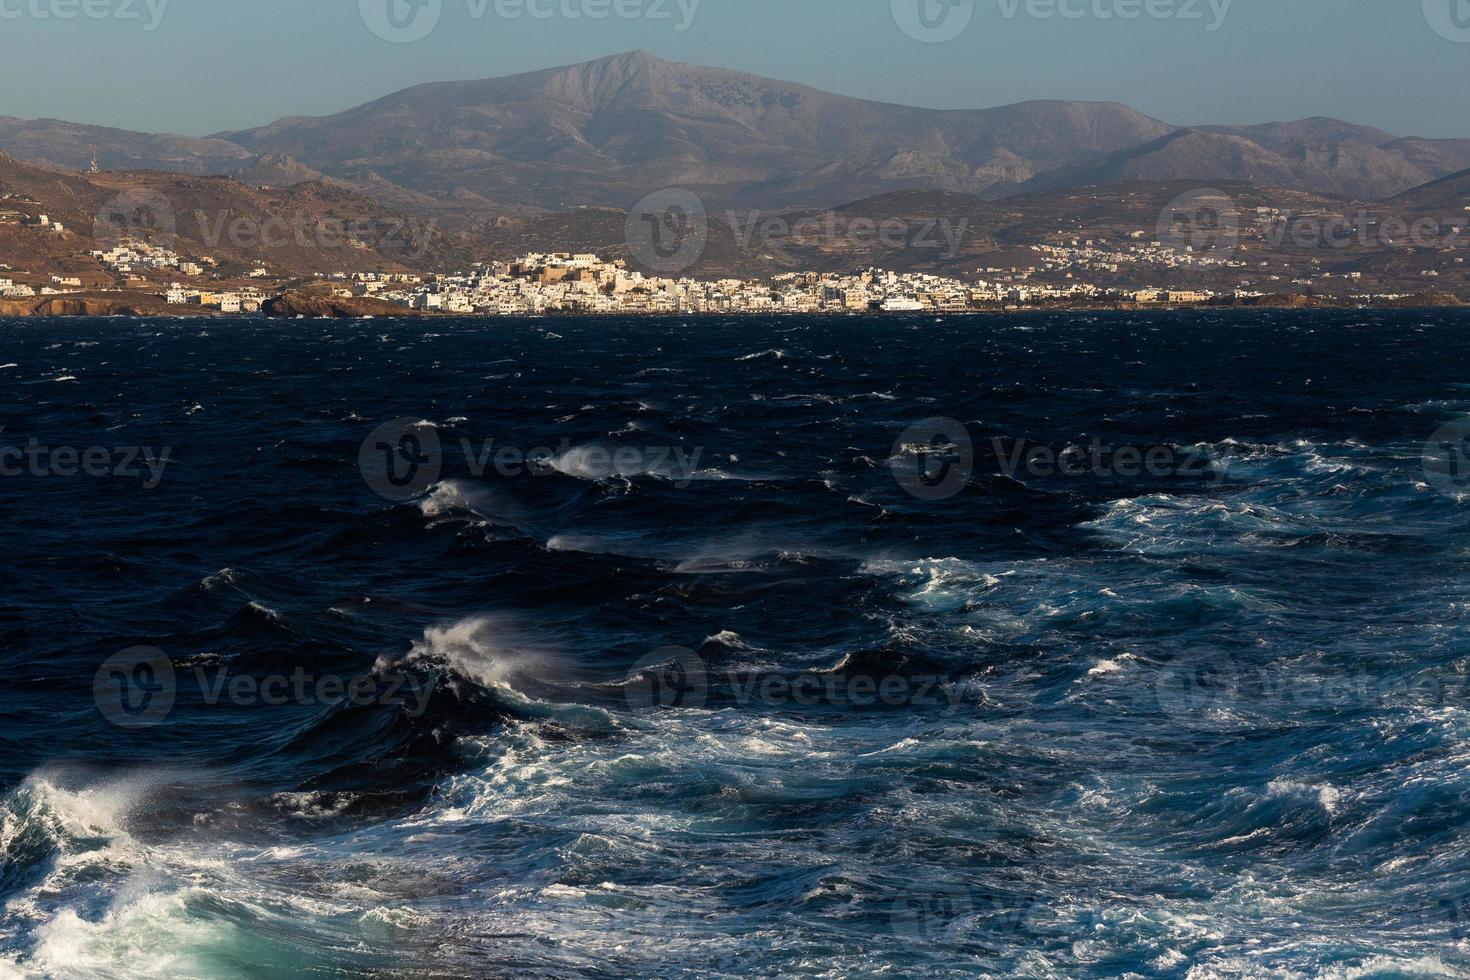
[3,310,1470,978]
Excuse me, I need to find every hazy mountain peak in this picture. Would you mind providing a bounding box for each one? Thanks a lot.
[5,53,1469,212]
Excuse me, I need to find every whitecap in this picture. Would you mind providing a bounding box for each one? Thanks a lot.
[199,568,237,591]
[402,615,550,692]
[418,480,482,521]
[1266,778,1341,815]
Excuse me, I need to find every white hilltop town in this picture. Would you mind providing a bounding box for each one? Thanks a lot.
[2,205,1459,313]
[352,250,1254,316]
[0,238,1437,312]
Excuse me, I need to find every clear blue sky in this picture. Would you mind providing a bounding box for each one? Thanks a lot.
[0,0,1466,138]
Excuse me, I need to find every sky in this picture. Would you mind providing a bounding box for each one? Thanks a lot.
[0,0,1467,138]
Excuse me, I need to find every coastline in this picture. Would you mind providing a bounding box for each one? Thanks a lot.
[1,290,1464,320]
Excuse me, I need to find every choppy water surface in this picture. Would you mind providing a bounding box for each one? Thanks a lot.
[4,311,1470,978]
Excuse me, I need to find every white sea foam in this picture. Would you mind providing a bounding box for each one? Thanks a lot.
[403,615,548,691]
[550,445,697,482]
[862,558,1006,610]
[245,601,283,623]
[1266,778,1342,816]
[418,480,480,520]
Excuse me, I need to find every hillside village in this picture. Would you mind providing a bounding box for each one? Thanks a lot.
[2,173,1467,315]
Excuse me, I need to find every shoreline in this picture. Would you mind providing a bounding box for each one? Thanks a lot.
[1,286,1466,321]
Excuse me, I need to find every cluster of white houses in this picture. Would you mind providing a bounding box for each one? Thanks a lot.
[164,285,267,312]
[91,241,206,277]
[0,275,85,299]
[352,253,1233,315]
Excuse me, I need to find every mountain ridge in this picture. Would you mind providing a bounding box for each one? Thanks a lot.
[2,52,1468,215]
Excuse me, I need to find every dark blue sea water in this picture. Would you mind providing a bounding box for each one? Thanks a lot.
[4,310,1470,978]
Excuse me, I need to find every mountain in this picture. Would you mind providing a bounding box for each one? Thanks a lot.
[1020,123,1470,201]
[0,116,253,175]
[213,51,1176,210]
[209,53,1470,208]
[3,139,1464,294]
[1389,165,1470,212]
[0,150,467,277]
[1,52,1467,217]
[229,154,337,188]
